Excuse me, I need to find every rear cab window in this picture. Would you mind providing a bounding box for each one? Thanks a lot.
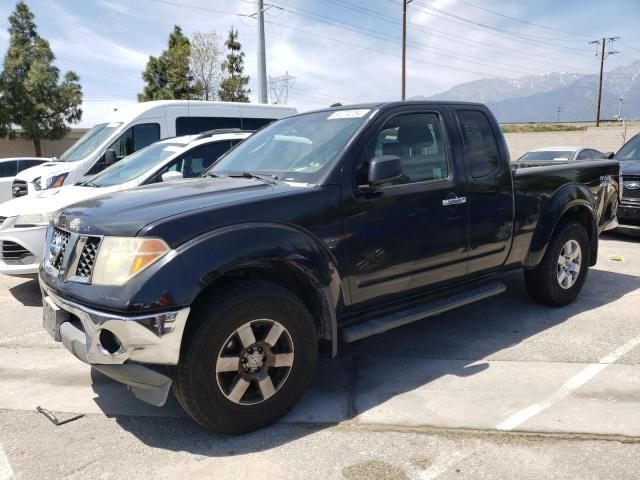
[456,110,501,177]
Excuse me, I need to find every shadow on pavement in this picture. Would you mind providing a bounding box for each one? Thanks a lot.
[9,277,42,307]
[81,266,640,454]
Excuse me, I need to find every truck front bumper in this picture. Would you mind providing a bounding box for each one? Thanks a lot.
[39,279,190,406]
[616,203,640,231]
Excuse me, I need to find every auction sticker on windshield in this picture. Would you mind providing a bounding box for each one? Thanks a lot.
[327,109,370,119]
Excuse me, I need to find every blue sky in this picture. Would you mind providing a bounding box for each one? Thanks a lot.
[1,0,639,126]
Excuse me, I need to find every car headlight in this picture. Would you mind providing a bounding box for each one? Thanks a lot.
[33,177,42,191]
[14,212,51,227]
[44,173,69,189]
[91,237,171,286]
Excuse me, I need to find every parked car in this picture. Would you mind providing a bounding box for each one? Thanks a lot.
[516,146,608,163]
[614,133,640,233]
[39,102,619,434]
[0,157,48,203]
[0,129,251,276]
[11,100,296,198]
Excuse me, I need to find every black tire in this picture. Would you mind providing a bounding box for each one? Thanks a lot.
[173,281,318,434]
[524,221,590,306]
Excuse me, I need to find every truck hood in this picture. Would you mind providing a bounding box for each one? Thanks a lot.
[57,177,308,240]
[0,185,119,217]
[620,160,640,175]
[15,161,72,182]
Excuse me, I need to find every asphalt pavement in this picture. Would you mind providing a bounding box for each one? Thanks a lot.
[0,232,639,479]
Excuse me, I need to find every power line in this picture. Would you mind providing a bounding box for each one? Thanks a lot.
[448,0,595,39]
[408,0,594,54]
[321,0,595,71]
[143,0,251,16]
[270,2,552,76]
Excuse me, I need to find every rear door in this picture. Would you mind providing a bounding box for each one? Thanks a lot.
[453,108,514,275]
[343,106,470,306]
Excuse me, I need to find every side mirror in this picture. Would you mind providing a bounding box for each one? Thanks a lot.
[366,155,402,188]
[161,171,183,182]
[103,149,117,166]
[605,152,615,159]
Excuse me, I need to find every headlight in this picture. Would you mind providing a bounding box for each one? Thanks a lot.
[44,173,69,189]
[91,237,171,286]
[33,177,42,191]
[14,212,51,227]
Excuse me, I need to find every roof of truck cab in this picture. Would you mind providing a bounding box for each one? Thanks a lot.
[301,100,485,115]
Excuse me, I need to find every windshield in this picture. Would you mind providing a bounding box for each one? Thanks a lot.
[58,122,123,162]
[210,109,373,183]
[616,135,640,161]
[88,142,184,187]
[518,150,575,161]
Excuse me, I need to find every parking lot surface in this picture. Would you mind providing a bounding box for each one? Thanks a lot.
[1,233,639,479]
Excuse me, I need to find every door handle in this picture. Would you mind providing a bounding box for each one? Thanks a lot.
[442,196,467,206]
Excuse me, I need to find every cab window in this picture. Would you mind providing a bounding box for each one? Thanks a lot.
[109,123,161,160]
[359,112,449,187]
[457,110,500,178]
[148,141,233,183]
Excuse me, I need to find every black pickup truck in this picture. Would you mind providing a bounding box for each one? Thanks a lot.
[39,102,619,434]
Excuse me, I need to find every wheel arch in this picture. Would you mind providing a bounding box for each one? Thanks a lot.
[177,222,344,357]
[524,185,598,268]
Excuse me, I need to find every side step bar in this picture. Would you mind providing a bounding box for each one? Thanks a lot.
[341,281,507,343]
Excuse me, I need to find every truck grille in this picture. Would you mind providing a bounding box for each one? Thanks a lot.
[50,227,71,270]
[622,175,640,201]
[75,237,101,279]
[1,241,30,260]
[12,180,27,198]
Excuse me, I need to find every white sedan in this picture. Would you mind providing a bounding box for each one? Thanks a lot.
[516,146,609,162]
[0,157,49,202]
[0,130,250,276]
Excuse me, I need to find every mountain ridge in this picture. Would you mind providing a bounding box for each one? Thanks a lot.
[412,61,640,123]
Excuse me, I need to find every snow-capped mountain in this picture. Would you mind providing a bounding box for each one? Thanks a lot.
[413,61,640,122]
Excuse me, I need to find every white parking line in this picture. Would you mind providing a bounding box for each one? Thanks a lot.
[0,444,14,480]
[496,334,640,431]
[0,331,46,345]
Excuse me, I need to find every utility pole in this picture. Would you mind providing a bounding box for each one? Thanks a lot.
[590,36,619,127]
[401,0,413,100]
[257,0,268,104]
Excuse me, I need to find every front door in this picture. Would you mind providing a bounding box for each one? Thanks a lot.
[343,108,470,307]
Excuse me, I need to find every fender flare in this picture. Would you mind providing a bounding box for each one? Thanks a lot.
[175,222,344,356]
[524,184,598,268]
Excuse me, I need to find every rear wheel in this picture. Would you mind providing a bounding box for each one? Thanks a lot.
[173,281,318,434]
[524,222,590,306]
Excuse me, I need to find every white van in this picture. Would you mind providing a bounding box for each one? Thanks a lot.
[12,100,296,197]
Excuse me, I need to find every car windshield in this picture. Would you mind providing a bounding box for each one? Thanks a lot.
[88,142,184,187]
[209,109,373,183]
[58,122,123,162]
[616,135,640,161]
[518,151,575,161]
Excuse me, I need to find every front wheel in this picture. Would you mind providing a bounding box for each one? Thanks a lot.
[173,281,318,434]
[524,221,590,306]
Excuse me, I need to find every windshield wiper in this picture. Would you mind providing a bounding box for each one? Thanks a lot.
[75,180,98,187]
[215,171,278,184]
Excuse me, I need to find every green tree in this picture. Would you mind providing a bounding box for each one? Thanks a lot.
[218,27,250,102]
[139,26,197,101]
[0,2,82,156]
